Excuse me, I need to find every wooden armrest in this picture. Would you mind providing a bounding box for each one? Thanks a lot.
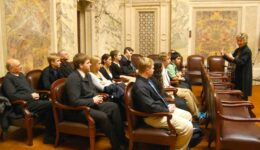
[222,103,254,108]
[53,101,90,112]
[11,99,28,107]
[36,90,50,95]
[221,100,252,104]
[209,72,226,75]
[217,112,260,122]
[164,97,175,102]
[164,87,178,94]
[129,108,176,133]
[113,77,129,83]
[170,80,179,86]
[11,100,32,117]
[216,89,243,95]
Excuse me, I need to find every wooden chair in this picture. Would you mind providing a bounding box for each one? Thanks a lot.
[186,55,204,84]
[50,78,99,150]
[26,69,50,99]
[213,86,260,150]
[0,77,35,146]
[207,56,225,73]
[124,82,177,150]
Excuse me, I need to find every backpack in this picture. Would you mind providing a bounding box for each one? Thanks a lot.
[189,122,204,148]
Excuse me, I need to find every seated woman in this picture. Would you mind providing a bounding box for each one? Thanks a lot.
[110,50,136,82]
[154,58,201,118]
[99,53,114,81]
[90,56,126,120]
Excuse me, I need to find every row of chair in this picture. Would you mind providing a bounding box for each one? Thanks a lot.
[200,63,260,150]
[143,54,227,85]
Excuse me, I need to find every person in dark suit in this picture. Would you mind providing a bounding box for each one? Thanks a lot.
[62,53,127,150]
[221,33,252,100]
[2,58,55,144]
[132,57,193,150]
[39,53,62,90]
[110,50,123,79]
[100,53,113,81]
[58,50,74,77]
[120,47,136,76]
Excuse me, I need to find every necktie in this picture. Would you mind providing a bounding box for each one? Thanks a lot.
[148,80,168,108]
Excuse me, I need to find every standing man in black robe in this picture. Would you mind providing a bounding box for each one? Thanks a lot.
[221,33,252,100]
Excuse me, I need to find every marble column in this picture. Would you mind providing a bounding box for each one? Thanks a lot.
[171,0,190,60]
[93,0,123,56]
[56,0,78,57]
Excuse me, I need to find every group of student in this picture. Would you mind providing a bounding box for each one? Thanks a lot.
[1,47,202,150]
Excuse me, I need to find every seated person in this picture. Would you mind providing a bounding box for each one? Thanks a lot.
[90,56,126,120]
[99,53,113,81]
[154,57,200,118]
[166,52,192,89]
[152,59,188,111]
[39,53,62,90]
[120,47,136,76]
[110,50,135,82]
[2,58,55,144]
[62,53,127,150]
[58,50,74,77]
[132,57,193,150]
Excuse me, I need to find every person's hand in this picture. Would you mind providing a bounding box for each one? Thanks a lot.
[226,53,234,61]
[93,95,103,104]
[168,104,176,113]
[220,48,225,56]
[31,92,40,100]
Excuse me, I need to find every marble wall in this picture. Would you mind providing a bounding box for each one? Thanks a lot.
[3,0,51,73]
[93,0,123,56]
[56,0,77,55]
[171,0,190,59]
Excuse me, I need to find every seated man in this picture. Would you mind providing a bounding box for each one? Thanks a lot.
[160,52,200,118]
[132,57,193,150]
[39,53,61,90]
[62,53,127,150]
[2,58,55,144]
[58,50,74,77]
[166,51,192,90]
[120,47,136,76]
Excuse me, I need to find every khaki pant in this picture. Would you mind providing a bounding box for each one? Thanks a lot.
[176,88,200,116]
[144,108,193,150]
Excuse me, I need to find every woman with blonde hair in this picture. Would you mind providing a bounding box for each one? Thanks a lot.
[90,56,126,120]
[220,33,252,100]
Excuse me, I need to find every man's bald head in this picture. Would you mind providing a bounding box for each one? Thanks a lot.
[6,58,22,74]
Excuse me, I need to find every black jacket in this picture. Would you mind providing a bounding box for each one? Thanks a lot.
[39,66,62,90]
[132,75,169,113]
[60,61,74,77]
[110,62,122,79]
[99,67,113,81]
[223,45,252,97]
[63,71,98,108]
[120,55,136,75]
[2,72,35,102]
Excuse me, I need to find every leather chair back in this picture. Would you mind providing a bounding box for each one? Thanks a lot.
[186,55,204,84]
[207,56,225,72]
[26,69,42,90]
[187,55,204,72]
[124,82,139,130]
